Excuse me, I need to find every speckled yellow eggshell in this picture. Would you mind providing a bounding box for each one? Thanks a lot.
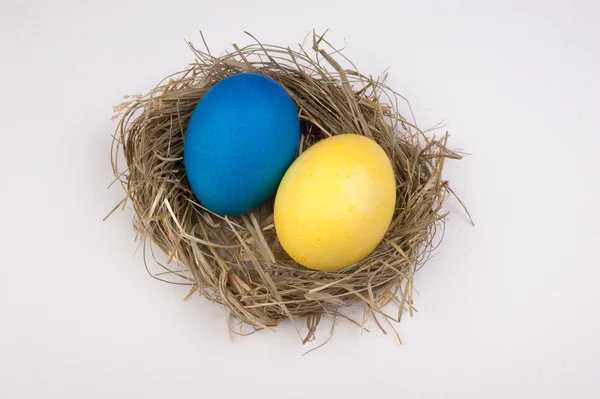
[274,134,396,271]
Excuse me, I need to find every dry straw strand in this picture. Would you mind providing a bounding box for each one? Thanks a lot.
[110,31,464,342]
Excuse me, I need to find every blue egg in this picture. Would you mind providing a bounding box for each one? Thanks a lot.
[184,73,300,216]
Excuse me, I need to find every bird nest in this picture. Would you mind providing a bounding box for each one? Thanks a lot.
[110,32,465,342]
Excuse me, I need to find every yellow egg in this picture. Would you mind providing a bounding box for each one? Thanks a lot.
[274,134,396,271]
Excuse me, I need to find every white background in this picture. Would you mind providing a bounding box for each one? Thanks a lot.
[1,0,599,398]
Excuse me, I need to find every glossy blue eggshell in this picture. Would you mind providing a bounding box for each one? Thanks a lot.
[184,73,300,216]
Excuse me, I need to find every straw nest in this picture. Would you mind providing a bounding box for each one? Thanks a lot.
[110,32,465,342]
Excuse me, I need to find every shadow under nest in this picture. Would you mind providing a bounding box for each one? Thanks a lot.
[110,32,464,342]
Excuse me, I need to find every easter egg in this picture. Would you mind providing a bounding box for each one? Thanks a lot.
[274,134,396,271]
[184,73,300,216]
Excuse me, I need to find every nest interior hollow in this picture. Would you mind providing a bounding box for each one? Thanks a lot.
[111,32,462,341]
